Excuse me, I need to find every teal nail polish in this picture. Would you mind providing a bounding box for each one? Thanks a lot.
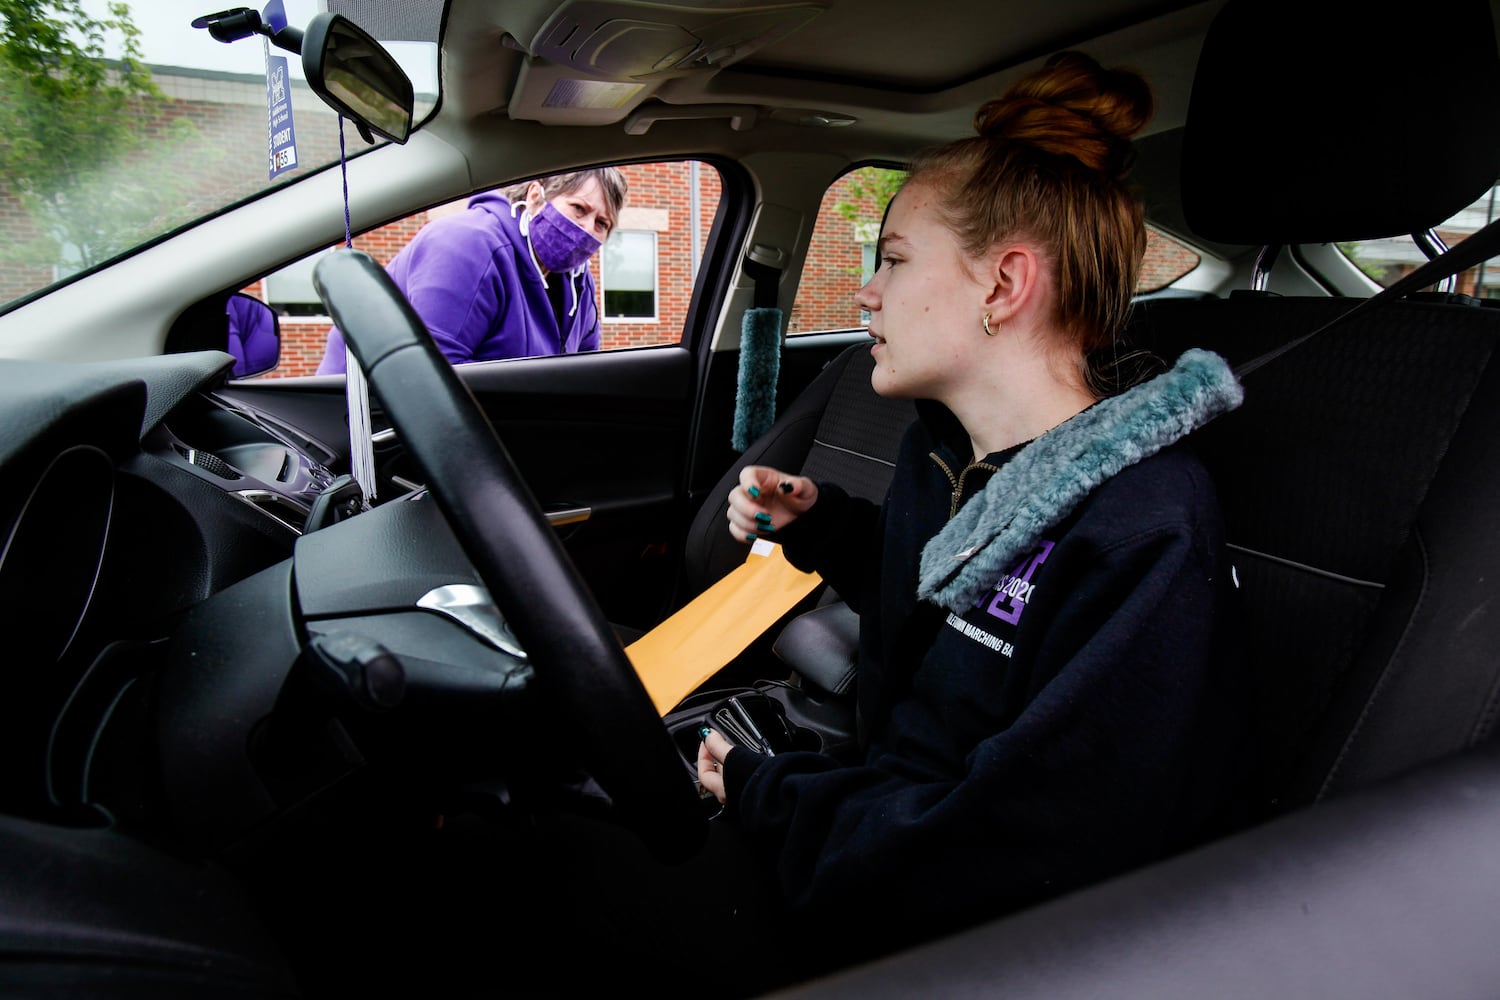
[746,532,758,541]
[699,726,711,740]
[755,512,771,523]
[748,485,761,498]
[779,481,794,494]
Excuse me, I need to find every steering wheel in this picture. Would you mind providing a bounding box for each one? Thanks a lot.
[313,249,707,863]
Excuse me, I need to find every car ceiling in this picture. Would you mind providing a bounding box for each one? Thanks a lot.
[313,0,1236,277]
[336,0,1221,155]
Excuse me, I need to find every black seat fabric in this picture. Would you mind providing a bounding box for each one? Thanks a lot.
[1129,294,1500,817]
[682,342,914,600]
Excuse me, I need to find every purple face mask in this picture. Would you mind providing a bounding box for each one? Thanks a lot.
[526,200,603,273]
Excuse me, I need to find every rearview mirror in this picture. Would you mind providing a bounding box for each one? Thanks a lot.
[192,8,413,145]
[302,12,413,145]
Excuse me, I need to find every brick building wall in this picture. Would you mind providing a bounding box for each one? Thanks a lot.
[1141,230,1202,289]
[0,200,48,302]
[786,179,883,334]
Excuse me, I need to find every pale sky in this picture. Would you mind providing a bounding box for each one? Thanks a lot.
[85,1,438,93]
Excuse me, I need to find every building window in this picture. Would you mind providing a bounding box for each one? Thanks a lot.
[602,229,658,320]
[856,221,879,325]
[264,250,332,317]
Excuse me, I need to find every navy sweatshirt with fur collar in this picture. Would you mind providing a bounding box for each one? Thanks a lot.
[722,349,1253,960]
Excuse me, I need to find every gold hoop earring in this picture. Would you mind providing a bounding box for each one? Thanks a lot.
[983,313,997,337]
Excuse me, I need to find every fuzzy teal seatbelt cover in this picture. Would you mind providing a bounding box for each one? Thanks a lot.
[918,348,1244,611]
[732,306,784,451]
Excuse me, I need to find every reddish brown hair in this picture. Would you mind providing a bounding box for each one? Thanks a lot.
[906,51,1157,395]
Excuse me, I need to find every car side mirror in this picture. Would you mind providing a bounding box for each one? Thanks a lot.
[225,293,281,378]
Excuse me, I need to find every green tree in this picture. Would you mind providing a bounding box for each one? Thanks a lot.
[0,1,212,276]
[1337,240,1393,286]
[830,166,906,281]
[834,166,906,227]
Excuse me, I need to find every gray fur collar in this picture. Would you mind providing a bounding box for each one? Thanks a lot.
[916,348,1243,611]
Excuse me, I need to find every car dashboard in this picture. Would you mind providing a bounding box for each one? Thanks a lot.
[0,352,340,817]
[154,387,343,536]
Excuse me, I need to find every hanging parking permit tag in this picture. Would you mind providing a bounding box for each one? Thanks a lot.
[265,50,298,178]
[262,0,287,33]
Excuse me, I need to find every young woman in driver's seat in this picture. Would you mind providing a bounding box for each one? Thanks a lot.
[702,49,1252,971]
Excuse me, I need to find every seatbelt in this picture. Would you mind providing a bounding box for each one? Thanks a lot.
[742,254,781,311]
[1236,217,1500,378]
[732,254,785,450]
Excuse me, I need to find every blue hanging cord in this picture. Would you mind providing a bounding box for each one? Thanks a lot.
[334,114,375,507]
[339,116,352,248]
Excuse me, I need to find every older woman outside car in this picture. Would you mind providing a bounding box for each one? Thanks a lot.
[316,167,626,373]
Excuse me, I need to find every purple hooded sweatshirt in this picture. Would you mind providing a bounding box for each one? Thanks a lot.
[316,191,601,374]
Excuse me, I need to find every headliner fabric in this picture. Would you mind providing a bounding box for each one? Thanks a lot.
[328,0,443,42]
[1181,0,1500,245]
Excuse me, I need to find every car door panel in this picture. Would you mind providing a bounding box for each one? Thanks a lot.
[218,330,872,635]
[451,347,695,629]
[217,345,693,630]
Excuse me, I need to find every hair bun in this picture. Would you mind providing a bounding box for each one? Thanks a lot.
[973,51,1153,177]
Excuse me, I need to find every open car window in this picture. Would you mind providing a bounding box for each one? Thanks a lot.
[788,165,904,336]
[238,159,722,378]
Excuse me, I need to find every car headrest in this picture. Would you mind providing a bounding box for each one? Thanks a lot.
[1181,0,1500,246]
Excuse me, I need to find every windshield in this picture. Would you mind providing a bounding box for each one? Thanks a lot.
[0,0,439,314]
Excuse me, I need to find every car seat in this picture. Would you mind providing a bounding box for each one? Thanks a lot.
[1128,0,1500,824]
[683,343,913,596]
